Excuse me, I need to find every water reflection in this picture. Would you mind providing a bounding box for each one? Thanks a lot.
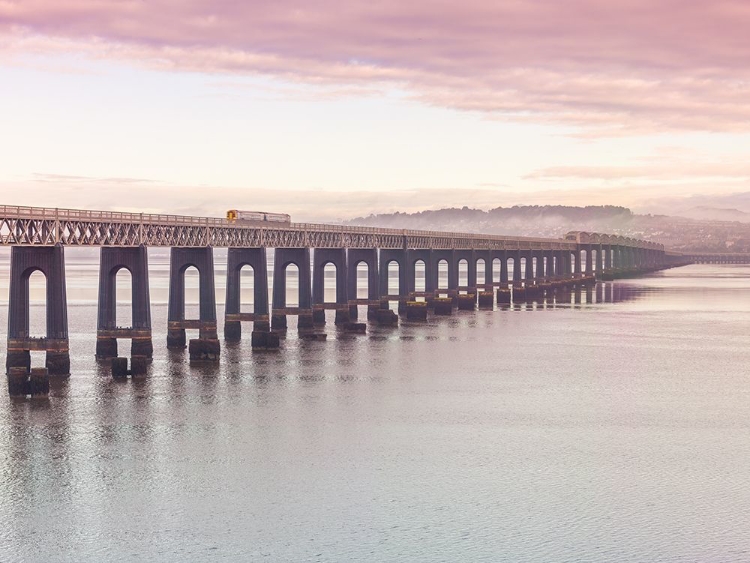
[3,264,750,561]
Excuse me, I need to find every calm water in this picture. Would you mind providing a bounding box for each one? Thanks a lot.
[2,258,750,562]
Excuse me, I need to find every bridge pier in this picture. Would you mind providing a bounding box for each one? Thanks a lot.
[432,249,456,302]
[96,245,152,360]
[6,244,70,376]
[379,249,408,313]
[474,250,492,289]
[573,249,582,278]
[167,247,220,360]
[511,250,522,284]
[406,249,435,300]
[549,250,560,280]
[496,250,508,284]
[347,249,379,319]
[313,248,349,325]
[583,245,593,277]
[272,248,313,330]
[454,249,476,295]
[533,250,545,281]
[523,250,534,283]
[597,244,605,276]
[224,247,270,340]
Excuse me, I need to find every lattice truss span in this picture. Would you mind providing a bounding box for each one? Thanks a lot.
[0,205,662,251]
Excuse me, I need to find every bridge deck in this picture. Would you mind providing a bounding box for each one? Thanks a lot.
[0,205,660,250]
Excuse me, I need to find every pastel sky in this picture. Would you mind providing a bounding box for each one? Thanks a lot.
[1,1,750,220]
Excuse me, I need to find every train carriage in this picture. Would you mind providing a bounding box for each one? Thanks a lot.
[226,210,291,223]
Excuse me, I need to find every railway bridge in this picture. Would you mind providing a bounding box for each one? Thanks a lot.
[1,205,686,380]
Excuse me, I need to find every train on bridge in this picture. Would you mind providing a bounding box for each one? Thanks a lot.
[226,210,291,223]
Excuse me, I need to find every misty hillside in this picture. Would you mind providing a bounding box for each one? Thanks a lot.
[348,206,634,239]
[345,205,750,252]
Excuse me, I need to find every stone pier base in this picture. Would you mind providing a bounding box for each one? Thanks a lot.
[6,350,31,374]
[457,294,476,311]
[251,330,280,349]
[7,367,49,398]
[375,309,399,326]
[131,356,148,376]
[312,309,326,325]
[96,337,118,359]
[298,314,315,330]
[167,328,187,349]
[434,298,453,315]
[189,339,221,362]
[46,352,70,376]
[131,338,153,359]
[271,315,287,330]
[497,288,511,304]
[406,301,428,320]
[112,357,129,377]
[334,308,350,325]
[224,320,242,341]
[478,292,494,308]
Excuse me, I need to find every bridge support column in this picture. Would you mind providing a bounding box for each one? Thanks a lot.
[498,250,508,284]
[542,250,555,281]
[533,250,545,281]
[224,248,270,340]
[612,246,621,271]
[554,250,570,279]
[347,249,379,320]
[406,249,435,298]
[379,249,408,313]
[272,248,313,330]
[523,250,533,283]
[96,245,152,360]
[454,249,476,294]
[511,250,522,284]
[313,248,349,325]
[474,250,491,289]
[597,244,606,276]
[167,247,219,360]
[600,244,613,279]
[6,244,70,376]
[431,250,455,300]
[583,245,593,276]
[574,249,582,277]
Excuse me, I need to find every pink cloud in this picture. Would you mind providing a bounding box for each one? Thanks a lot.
[2,1,750,133]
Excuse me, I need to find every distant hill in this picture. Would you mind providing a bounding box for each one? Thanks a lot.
[347,205,634,238]
[678,206,750,223]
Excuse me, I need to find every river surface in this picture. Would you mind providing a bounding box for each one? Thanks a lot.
[2,257,750,562]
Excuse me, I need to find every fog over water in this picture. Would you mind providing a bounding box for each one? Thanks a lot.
[2,257,750,562]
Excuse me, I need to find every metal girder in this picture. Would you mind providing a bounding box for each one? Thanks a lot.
[0,205,660,251]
